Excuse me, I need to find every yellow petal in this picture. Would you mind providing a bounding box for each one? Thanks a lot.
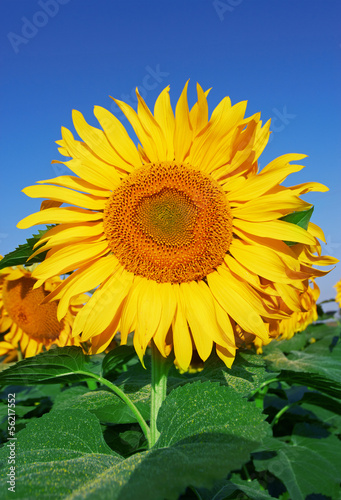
[134,278,163,356]
[45,254,119,320]
[180,281,214,361]
[172,285,193,371]
[73,268,133,340]
[120,277,143,344]
[31,239,109,282]
[289,182,329,196]
[93,105,142,169]
[275,283,302,312]
[189,83,210,135]
[227,154,306,201]
[37,175,112,197]
[89,318,121,354]
[152,282,177,357]
[34,222,105,250]
[174,81,192,161]
[154,86,175,161]
[111,96,159,162]
[212,298,236,349]
[229,239,304,284]
[308,222,326,243]
[72,110,134,173]
[233,218,316,245]
[231,193,311,221]
[207,269,268,341]
[136,90,167,159]
[17,207,103,229]
[216,344,236,368]
[22,185,106,211]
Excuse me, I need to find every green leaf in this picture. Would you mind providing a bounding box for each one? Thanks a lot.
[0,404,36,422]
[300,391,341,416]
[0,381,271,499]
[102,345,137,379]
[253,434,341,499]
[52,387,150,424]
[0,346,101,386]
[280,206,314,230]
[280,206,314,245]
[199,477,277,500]
[0,409,121,499]
[156,381,270,447]
[0,227,54,270]
[186,351,271,396]
[300,401,341,435]
[264,348,341,398]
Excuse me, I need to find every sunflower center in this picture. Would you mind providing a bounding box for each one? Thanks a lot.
[2,277,63,341]
[136,189,197,246]
[103,162,233,283]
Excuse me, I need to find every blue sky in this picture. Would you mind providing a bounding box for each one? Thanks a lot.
[1,0,340,302]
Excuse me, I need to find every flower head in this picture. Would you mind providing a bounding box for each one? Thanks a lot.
[17,83,337,370]
[0,263,86,361]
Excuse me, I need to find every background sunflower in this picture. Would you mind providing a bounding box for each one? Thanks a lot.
[0,263,87,361]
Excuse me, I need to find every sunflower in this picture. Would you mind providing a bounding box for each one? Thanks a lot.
[247,280,320,354]
[335,279,341,308]
[0,264,86,361]
[17,82,337,370]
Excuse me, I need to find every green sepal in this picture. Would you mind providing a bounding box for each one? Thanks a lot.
[281,206,314,245]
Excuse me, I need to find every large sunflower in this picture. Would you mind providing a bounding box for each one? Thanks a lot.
[17,83,337,370]
[0,264,85,361]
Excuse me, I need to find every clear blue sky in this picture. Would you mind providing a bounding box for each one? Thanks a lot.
[1,0,340,302]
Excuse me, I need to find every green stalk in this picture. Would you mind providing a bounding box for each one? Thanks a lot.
[77,370,151,447]
[150,341,171,448]
[271,404,291,428]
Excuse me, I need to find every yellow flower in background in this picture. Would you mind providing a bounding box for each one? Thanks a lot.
[17,82,337,370]
[0,264,86,361]
[335,279,341,308]
[238,280,320,354]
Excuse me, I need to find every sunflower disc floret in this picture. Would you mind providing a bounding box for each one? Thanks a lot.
[104,162,233,283]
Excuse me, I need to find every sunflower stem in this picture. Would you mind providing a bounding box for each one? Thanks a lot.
[150,341,170,448]
[78,370,151,447]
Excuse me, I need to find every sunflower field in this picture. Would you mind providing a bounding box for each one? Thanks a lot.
[0,84,340,499]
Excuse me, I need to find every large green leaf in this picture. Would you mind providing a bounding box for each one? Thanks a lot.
[53,387,150,424]
[253,434,341,499]
[156,381,270,447]
[264,348,341,398]
[0,380,271,499]
[0,409,121,499]
[0,227,54,270]
[0,347,101,386]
